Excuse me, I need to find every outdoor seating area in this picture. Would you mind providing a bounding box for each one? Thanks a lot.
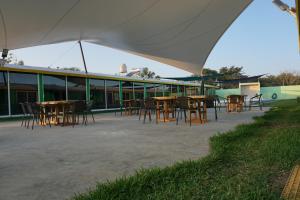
[0,106,267,200]
[19,100,95,129]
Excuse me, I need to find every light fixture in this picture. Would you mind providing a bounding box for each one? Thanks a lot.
[1,49,8,59]
[272,0,296,17]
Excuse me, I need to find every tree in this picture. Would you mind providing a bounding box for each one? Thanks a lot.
[219,66,245,80]
[60,67,82,72]
[277,71,300,86]
[260,71,300,87]
[6,53,25,65]
[219,66,246,88]
[259,75,281,87]
[191,68,219,85]
[139,67,157,79]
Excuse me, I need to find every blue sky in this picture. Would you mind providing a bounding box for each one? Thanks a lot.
[11,0,299,77]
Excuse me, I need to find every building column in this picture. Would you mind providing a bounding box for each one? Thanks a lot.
[85,78,90,102]
[144,83,147,99]
[37,74,44,102]
[119,80,123,107]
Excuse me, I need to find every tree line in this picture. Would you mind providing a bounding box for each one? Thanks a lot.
[200,66,300,88]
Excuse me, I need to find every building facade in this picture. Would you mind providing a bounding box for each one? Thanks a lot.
[0,65,209,117]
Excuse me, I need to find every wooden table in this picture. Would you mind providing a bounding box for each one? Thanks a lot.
[123,99,134,115]
[153,96,176,122]
[37,100,77,126]
[226,95,247,112]
[188,96,208,123]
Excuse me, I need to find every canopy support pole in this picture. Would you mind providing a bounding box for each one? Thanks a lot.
[78,41,88,74]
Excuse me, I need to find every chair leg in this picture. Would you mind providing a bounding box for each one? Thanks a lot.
[198,110,202,124]
[21,117,24,127]
[189,111,192,126]
[148,110,151,122]
[31,116,35,130]
[91,112,95,123]
[139,109,142,121]
[143,110,147,124]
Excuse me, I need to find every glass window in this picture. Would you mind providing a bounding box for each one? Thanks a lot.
[133,82,144,100]
[122,81,133,100]
[9,72,38,115]
[171,85,177,96]
[145,83,157,98]
[106,80,119,108]
[186,86,197,96]
[90,79,105,109]
[164,84,172,96]
[0,72,8,115]
[44,75,66,101]
[178,85,185,96]
[156,84,164,97]
[67,77,86,100]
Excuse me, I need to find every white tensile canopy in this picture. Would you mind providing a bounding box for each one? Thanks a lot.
[0,0,252,74]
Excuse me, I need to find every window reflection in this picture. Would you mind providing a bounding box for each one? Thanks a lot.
[90,79,105,109]
[106,80,119,108]
[0,72,8,115]
[9,72,38,115]
[133,82,144,100]
[44,75,66,101]
[67,77,86,100]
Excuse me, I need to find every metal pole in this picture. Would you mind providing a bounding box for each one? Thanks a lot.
[78,41,88,74]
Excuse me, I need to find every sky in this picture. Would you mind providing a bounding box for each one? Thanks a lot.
[10,0,300,77]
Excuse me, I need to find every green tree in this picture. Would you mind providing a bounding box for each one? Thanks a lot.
[6,53,25,65]
[139,67,157,79]
[219,66,246,88]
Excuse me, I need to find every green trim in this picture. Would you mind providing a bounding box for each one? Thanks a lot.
[38,74,44,102]
[177,85,180,96]
[0,66,212,87]
[144,83,147,99]
[119,80,123,106]
[86,78,90,101]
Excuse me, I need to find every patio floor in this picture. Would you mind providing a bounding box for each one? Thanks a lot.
[0,108,267,200]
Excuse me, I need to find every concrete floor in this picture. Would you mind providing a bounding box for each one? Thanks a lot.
[0,108,267,200]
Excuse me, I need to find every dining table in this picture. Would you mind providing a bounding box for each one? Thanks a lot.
[37,100,78,126]
[152,96,176,122]
[226,95,247,112]
[188,96,207,123]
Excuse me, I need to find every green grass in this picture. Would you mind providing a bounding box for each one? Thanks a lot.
[73,100,300,200]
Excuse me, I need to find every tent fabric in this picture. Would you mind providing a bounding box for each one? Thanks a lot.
[0,0,252,74]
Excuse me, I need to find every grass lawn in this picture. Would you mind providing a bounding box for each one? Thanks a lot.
[73,100,300,200]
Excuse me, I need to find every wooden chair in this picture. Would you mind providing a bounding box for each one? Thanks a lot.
[204,96,218,121]
[140,98,156,123]
[83,100,95,125]
[19,103,29,127]
[175,96,198,126]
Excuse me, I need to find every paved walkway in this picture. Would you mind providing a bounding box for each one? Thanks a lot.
[0,108,267,200]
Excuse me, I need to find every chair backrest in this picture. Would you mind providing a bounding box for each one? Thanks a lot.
[85,100,93,110]
[138,99,145,109]
[176,96,190,109]
[25,102,39,115]
[73,101,86,113]
[19,103,28,115]
[204,96,216,108]
[144,98,155,109]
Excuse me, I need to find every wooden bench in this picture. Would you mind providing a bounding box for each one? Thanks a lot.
[282,165,300,199]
